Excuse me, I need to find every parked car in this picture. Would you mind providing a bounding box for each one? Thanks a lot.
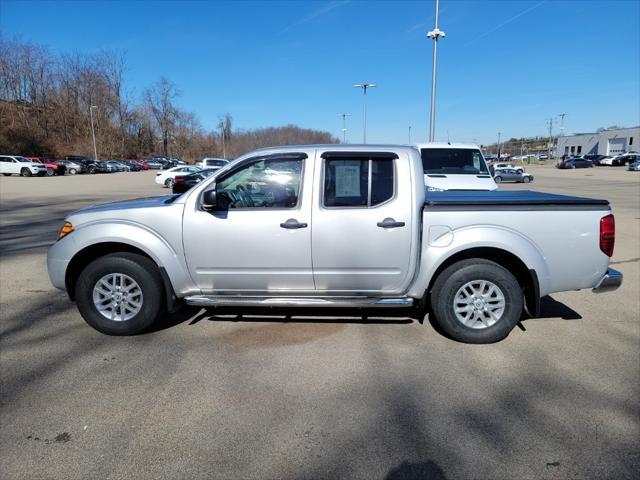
[58,159,84,175]
[67,156,102,174]
[493,163,524,173]
[155,165,201,188]
[0,155,48,176]
[109,161,130,172]
[121,160,142,171]
[557,158,594,169]
[196,158,229,170]
[493,168,534,184]
[582,154,608,165]
[172,169,217,194]
[416,143,498,191]
[128,160,149,170]
[612,153,638,166]
[538,153,549,160]
[26,157,67,176]
[627,160,640,171]
[98,161,117,173]
[143,159,164,169]
[598,156,614,166]
[47,144,622,343]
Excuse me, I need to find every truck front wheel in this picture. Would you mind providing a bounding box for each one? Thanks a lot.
[75,253,165,335]
[430,259,523,343]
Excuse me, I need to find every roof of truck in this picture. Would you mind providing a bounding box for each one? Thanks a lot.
[414,142,480,149]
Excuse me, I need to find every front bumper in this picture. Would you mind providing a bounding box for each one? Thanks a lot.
[593,268,623,293]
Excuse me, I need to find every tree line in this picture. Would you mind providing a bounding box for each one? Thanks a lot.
[0,36,338,160]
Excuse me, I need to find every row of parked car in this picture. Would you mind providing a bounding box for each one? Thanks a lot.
[0,154,197,177]
[556,152,639,170]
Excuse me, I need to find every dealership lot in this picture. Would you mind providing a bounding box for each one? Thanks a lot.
[1,166,638,479]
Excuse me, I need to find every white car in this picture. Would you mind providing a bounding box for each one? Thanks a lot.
[494,163,524,173]
[0,155,48,177]
[155,166,201,188]
[415,143,498,191]
[195,158,229,170]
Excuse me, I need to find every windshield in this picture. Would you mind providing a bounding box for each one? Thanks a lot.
[17,156,31,162]
[421,148,489,175]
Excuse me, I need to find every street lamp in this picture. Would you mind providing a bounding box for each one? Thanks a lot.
[409,126,412,144]
[337,112,351,143]
[89,105,98,160]
[353,83,376,143]
[497,131,502,159]
[427,0,445,142]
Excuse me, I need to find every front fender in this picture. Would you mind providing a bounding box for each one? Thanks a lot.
[47,220,198,296]
[407,225,552,298]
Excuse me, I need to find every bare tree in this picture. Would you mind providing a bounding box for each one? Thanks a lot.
[144,77,179,156]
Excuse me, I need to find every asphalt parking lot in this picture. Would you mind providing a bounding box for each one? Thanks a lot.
[1,165,639,479]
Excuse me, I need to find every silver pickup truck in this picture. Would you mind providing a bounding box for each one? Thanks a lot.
[47,145,622,343]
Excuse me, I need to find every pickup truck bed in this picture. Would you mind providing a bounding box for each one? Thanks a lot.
[425,190,610,209]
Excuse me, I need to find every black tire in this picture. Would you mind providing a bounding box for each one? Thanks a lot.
[75,253,165,335]
[430,259,523,344]
[21,168,32,177]
[523,176,531,183]
[46,167,54,176]
[494,176,502,183]
[68,168,77,175]
[88,165,97,174]
[165,178,175,188]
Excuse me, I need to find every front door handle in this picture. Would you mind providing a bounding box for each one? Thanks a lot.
[377,217,405,228]
[280,218,308,229]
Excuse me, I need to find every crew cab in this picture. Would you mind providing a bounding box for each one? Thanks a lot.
[48,145,622,343]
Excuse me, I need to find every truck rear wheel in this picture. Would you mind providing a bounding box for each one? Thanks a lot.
[430,259,523,343]
[75,253,165,335]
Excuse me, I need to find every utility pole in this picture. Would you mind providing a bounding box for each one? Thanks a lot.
[353,83,376,143]
[89,105,98,160]
[427,0,445,142]
[558,113,567,137]
[547,117,554,161]
[497,131,502,159]
[220,126,226,158]
[408,126,412,143]
[337,112,351,143]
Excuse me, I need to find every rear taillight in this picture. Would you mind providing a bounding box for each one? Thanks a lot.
[600,214,615,257]
[175,178,184,183]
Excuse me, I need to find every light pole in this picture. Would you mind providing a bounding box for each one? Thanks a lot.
[558,113,567,137]
[408,126,412,143]
[337,112,351,143]
[89,105,98,160]
[353,83,376,143]
[427,0,445,142]
[497,131,501,159]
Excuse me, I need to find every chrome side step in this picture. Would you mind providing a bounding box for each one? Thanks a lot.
[184,296,414,308]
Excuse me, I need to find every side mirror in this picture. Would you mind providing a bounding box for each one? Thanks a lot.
[202,187,217,211]
[202,185,231,211]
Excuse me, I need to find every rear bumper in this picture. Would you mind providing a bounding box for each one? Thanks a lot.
[593,268,623,293]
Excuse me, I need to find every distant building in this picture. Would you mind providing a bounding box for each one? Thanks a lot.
[556,127,639,158]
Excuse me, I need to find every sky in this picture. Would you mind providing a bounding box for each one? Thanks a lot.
[2,0,639,145]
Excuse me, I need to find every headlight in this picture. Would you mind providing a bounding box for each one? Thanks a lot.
[58,222,73,240]
[427,186,445,192]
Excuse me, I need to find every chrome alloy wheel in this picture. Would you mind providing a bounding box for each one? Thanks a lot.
[453,280,506,329]
[92,273,143,322]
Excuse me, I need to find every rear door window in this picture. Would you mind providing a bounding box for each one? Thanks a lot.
[323,155,394,208]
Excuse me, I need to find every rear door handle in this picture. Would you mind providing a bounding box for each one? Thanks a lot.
[377,217,405,228]
[280,218,308,229]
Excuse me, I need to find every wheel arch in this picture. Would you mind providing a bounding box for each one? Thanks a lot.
[424,247,540,317]
[65,242,179,312]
